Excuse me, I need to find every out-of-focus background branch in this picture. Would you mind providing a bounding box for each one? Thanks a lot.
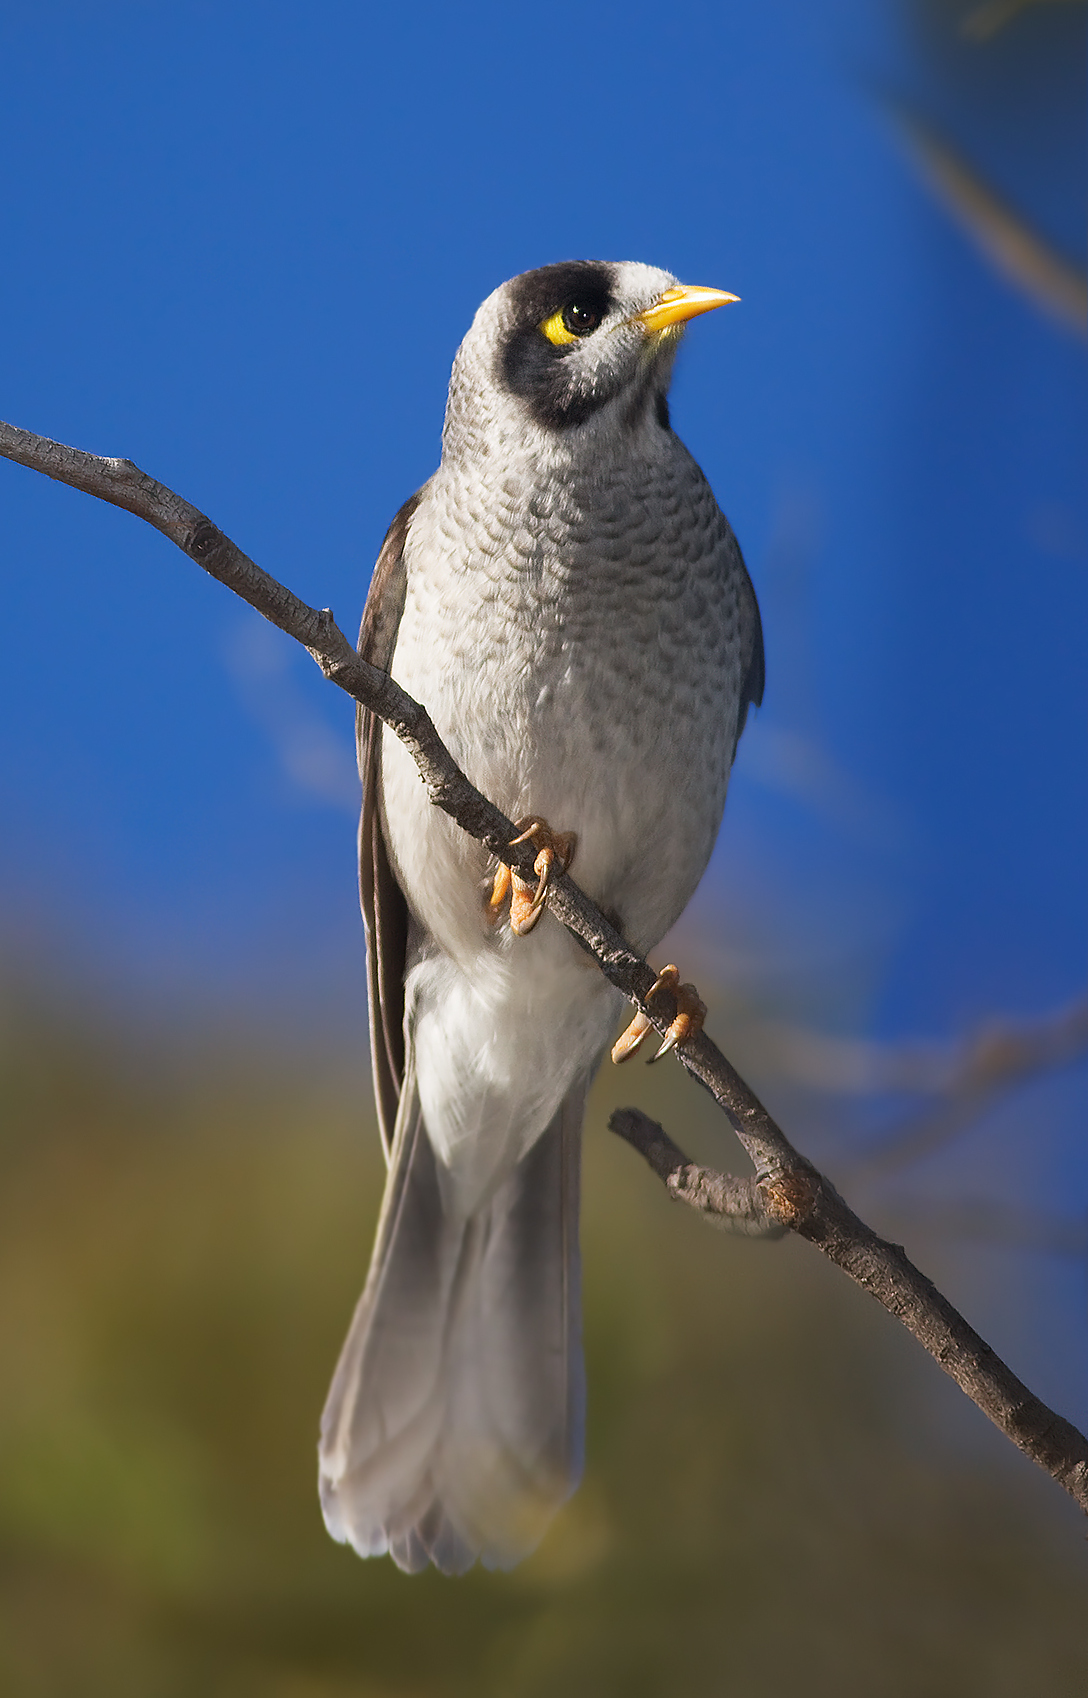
[892,106,1087,334]
[960,0,1084,44]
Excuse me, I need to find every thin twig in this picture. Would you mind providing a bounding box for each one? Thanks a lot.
[3,416,1087,1516]
[608,1109,786,1238]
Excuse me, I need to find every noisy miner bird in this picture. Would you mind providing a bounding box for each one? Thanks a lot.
[319,261,764,1575]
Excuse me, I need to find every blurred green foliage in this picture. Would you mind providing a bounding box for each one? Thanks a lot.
[1,985,1086,1697]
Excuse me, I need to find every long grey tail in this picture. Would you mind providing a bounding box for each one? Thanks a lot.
[318,1082,585,1575]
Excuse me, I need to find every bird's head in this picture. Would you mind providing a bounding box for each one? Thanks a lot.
[443,261,737,461]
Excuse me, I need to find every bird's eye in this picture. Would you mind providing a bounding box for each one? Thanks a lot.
[540,300,604,346]
[563,302,601,336]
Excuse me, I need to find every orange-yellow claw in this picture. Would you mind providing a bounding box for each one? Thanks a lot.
[611,1010,654,1064]
[612,965,678,1064]
[509,874,544,935]
[611,964,706,1066]
[645,965,681,1000]
[648,979,707,1064]
[489,862,512,913]
[491,817,577,935]
[489,860,540,935]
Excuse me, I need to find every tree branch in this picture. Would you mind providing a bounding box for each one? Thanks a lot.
[610,1109,1088,1510]
[608,1108,787,1237]
[3,416,1086,1516]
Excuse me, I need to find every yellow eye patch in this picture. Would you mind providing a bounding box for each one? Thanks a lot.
[539,308,579,347]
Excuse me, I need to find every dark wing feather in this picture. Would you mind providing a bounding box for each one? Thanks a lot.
[733,542,765,756]
[741,574,765,713]
[358,489,424,1160]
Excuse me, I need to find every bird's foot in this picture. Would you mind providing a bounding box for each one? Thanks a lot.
[488,816,577,936]
[611,965,707,1064]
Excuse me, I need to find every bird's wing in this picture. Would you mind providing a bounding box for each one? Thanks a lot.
[741,566,765,714]
[734,543,765,753]
[357,488,424,1160]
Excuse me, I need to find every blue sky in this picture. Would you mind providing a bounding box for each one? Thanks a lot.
[1,3,1085,1404]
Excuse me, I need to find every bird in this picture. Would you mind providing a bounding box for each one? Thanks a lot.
[318,260,763,1575]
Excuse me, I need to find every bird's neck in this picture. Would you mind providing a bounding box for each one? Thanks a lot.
[441,392,670,489]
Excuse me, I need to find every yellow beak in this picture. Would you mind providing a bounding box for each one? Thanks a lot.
[635,283,739,334]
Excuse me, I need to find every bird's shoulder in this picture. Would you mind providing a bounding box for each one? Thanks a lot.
[359,484,432,669]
